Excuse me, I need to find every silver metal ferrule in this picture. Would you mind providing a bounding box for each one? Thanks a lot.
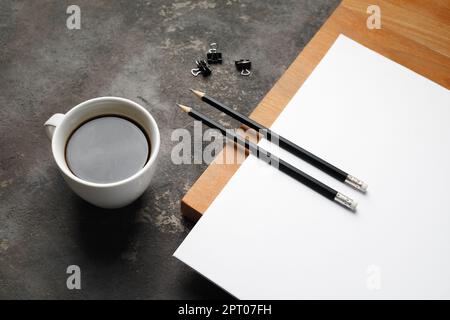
[334,192,358,211]
[345,175,368,193]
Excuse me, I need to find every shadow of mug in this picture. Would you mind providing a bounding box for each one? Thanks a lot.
[74,195,143,262]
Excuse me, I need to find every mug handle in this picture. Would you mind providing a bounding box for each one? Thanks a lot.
[44,113,65,140]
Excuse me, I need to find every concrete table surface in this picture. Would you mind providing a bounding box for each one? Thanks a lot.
[0,0,339,299]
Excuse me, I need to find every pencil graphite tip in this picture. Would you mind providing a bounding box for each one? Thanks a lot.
[189,88,205,99]
[177,104,192,113]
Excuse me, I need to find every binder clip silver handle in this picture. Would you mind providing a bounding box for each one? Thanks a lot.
[208,42,217,53]
[235,59,252,76]
[191,68,202,77]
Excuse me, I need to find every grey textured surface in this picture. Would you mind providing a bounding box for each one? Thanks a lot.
[0,0,340,299]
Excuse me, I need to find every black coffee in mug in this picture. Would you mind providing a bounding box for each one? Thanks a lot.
[65,115,150,184]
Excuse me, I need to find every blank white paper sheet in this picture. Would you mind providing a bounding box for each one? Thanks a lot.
[174,35,450,299]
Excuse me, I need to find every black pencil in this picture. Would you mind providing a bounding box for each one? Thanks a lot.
[177,103,357,211]
[190,89,368,192]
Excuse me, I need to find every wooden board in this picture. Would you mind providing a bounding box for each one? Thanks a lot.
[181,0,450,221]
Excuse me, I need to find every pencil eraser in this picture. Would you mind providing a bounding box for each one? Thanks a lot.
[351,200,358,211]
[361,182,368,192]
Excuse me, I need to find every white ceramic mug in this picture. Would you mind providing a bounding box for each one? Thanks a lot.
[44,97,160,209]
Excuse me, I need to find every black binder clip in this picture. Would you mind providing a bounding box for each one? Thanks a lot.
[235,59,251,76]
[191,59,212,77]
[207,43,222,64]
